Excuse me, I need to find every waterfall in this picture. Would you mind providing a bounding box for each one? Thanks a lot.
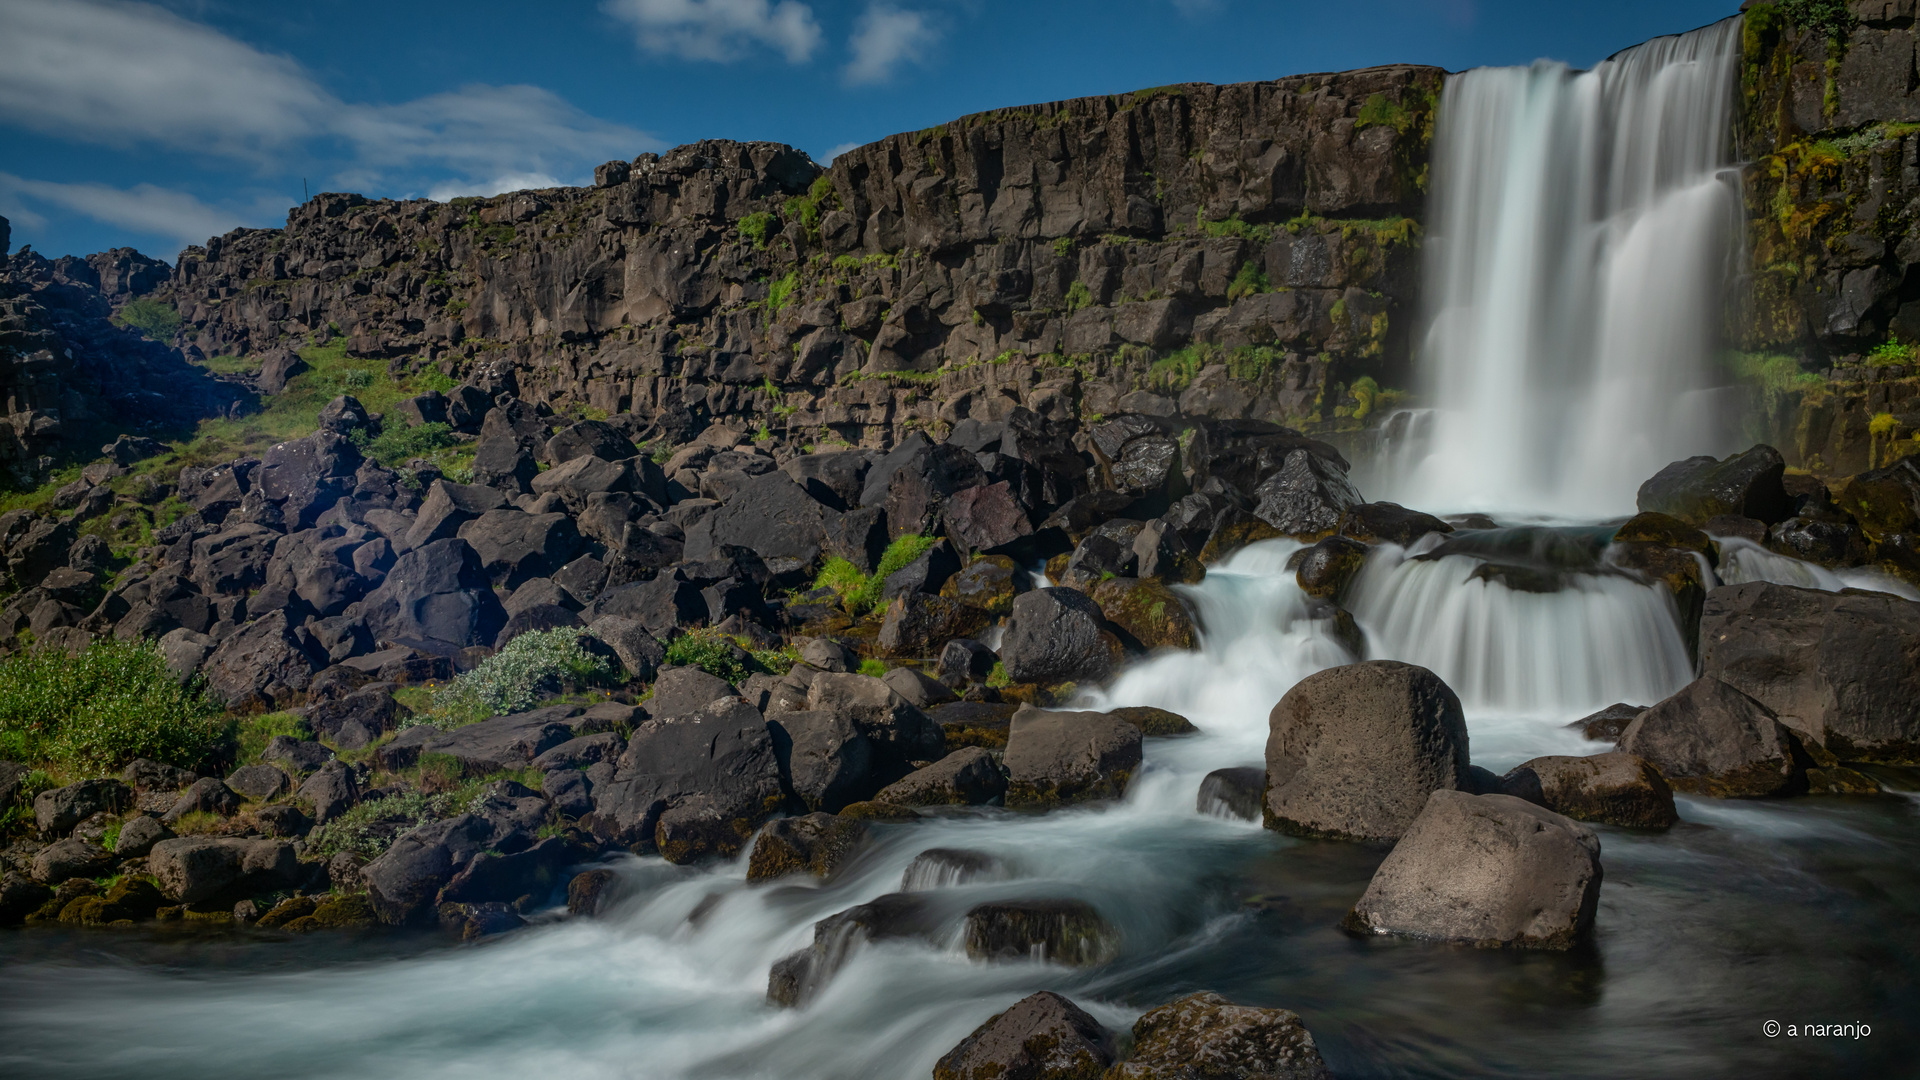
[1383,17,1746,517]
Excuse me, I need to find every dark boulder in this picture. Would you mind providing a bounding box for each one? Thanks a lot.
[940,555,1025,615]
[767,891,944,1007]
[1002,705,1141,807]
[998,587,1122,685]
[162,777,240,823]
[225,764,291,802]
[1617,676,1806,798]
[457,510,581,589]
[1289,535,1369,598]
[1345,791,1602,951]
[962,899,1117,965]
[1500,752,1677,829]
[682,472,836,570]
[306,687,398,749]
[1264,661,1470,841]
[148,836,301,906]
[438,835,576,908]
[404,481,511,551]
[587,572,707,636]
[361,813,497,925]
[111,815,173,858]
[1113,991,1330,1080]
[254,432,361,530]
[31,838,114,883]
[875,747,1007,806]
[1568,703,1643,742]
[1697,581,1920,763]
[380,706,579,775]
[1339,501,1451,547]
[1636,445,1791,527]
[200,610,323,706]
[806,671,945,776]
[646,665,738,719]
[297,760,361,823]
[33,778,130,839]
[1250,449,1363,540]
[935,638,998,687]
[744,812,871,881]
[1090,576,1198,651]
[780,449,871,512]
[932,991,1115,1080]
[360,538,508,649]
[769,710,875,812]
[901,848,1007,890]
[1197,767,1265,821]
[585,698,784,860]
[546,420,638,465]
[876,592,991,658]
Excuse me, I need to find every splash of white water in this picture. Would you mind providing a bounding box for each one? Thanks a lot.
[1383,18,1746,517]
[1713,535,1920,600]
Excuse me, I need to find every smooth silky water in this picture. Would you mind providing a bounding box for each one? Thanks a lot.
[3,540,1916,1079]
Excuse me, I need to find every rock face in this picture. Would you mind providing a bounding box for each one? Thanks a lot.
[875,746,1007,806]
[932,991,1115,1080]
[998,588,1121,685]
[1697,581,1920,764]
[1618,676,1807,798]
[1346,790,1603,951]
[1113,992,1330,1080]
[148,837,301,905]
[1636,446,1791,527]
[1002,706,1142,806]
[585,698,785,861]
[1264,660,1470,841]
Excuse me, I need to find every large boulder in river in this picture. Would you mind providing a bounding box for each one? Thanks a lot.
[1264,661,1470,841]
[1617,676,1806,798]
[1002,704,1142,806]
[1113,991,1330,1080]
[148,836,301,905]
[932,991,1116,1080]
[1636,445,1791,527]
[997,587,1123,685]
[359,537,508,649]
[1345,790,1602,951]
[1251,448,1363,539]
[1697,581,1920,763]
[585,698,784,860]
[807,671,944,776]
[1499,752,1677,829]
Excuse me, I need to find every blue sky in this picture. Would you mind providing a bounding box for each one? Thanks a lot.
[0,0,1738,262]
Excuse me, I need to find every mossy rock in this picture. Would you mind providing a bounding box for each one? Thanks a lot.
[255,894,319,929]
[941,555,1023,615]
[836,801,923,823]
[59,876,167,924]
[1044,552,1070,584]
[1091,577,1197,650]
[1108,706,1197,737]
[1287,535,1370,599]
[1199,518,1285,564]
[1613,512,1713,558]
[284,893,378,932]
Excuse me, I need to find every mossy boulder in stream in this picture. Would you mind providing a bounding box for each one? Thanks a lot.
[932,991,1116,1080]
[1090,576,1197,651]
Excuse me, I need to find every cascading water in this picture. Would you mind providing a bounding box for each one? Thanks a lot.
[1381,18,1747,516]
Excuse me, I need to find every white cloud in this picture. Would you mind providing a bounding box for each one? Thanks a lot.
[844,4,938,86]
[824,142,863,162]
[602,0,822,63]
[426,173,569,203]
[0,0,656,193]
[0,172,283,254]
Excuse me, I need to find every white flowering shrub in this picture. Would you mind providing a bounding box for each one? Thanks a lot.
[422,628,617,727]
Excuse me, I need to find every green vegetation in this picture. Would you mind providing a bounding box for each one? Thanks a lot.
[1052,237,1075,258]
[857,658,888,678]
[236,711,311,764]
[810,533,940,616]
[349,420,460,469]
[664,626,798,684]
[767,271,801,316]
[1779,0,1854,38]
[1064,280,1093,313]
[1146,343,1288,393]
[739,211,777,248]
[1867,339,1917,366]
[115,299,181,341]
[986,662,1011,689]
[1727,351,1825,415]
[0,638,225,772]
[1349,376,1382,422]
[1198,212,1274,246]
[1869,411,1900,437]
[0,767,53,834]
[420,628,618,728]
[1226,260,1270,301]
[305,786,487,859]
[1355,93,1416,134]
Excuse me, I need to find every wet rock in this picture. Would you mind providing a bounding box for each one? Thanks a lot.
[225,764,291,801]
[1251,449,1363,540]
[1264,660,1471,841]
[1113,991,1330,1080]
[1003,705,1142,807]
[902,847,1007,891]
[1345,791,1602,951]
[1288,535,1369,598]
[1613,511,1714,556]
[282,893,379,932]
[437,900,527,940]
[745,812,871,881]
[1090,576,1198,650]
[1060,519,1145,588]
[770,709,875,811]
[963,899,1117,965]
[932,991,1115,1080]
[34,778,132,839]
[586,698,784,860]
[1500,752,1677,829]
[439,835,576,908]
[1618,676,1807,798]
[362,813,498,925]
[1697,581,1920,764]
[567,868,621,916]
[930,700,1019,751]
[148,836,300,905]
[768,891,944,1007]
[31,838,114,883]
[943,481,1035,552]
[0,873,52,926]
[876,592,992,657]
[1109,706,1198,737]
[59,876,167,925]
[1339,501,1452,547]
[112,814,173,858]
[1132,517,1204,584]
[1636,445,1791,527]
[1568,703,1644,742]
[1197,766,1265,821]
[875,747,1007,806]
[998,587,1123,685]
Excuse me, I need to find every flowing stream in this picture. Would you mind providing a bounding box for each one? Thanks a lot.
[4,14,1918,1080]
